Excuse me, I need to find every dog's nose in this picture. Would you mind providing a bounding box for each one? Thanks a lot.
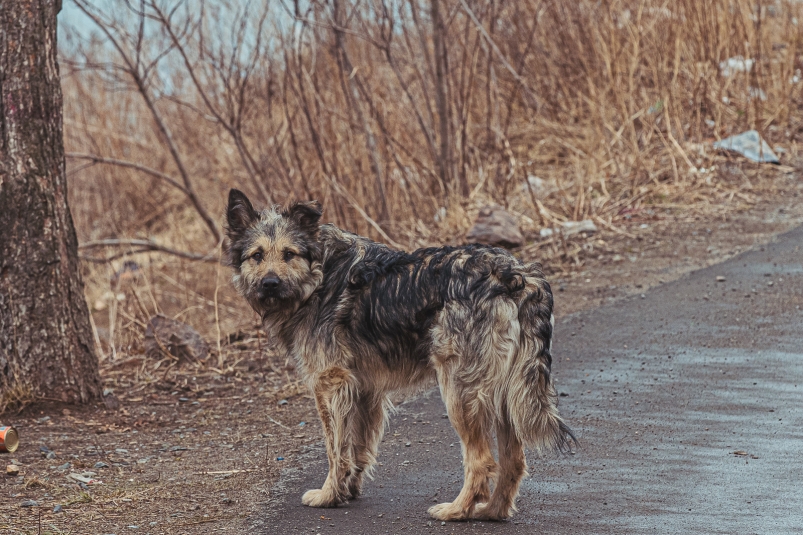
[261,276,280,292]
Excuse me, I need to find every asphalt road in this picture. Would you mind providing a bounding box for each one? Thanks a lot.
[256,224,803,535]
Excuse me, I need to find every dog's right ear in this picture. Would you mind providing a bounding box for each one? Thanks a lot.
[226,189,258,239]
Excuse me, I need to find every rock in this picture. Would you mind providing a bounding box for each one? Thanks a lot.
[540,220,598,238]
[716,276,726,282]
[115,448,129,454]
[560,220,598,236]
[104,392,120,411]
[56,462,71,471]
[465,206,524,249]
[20,500,38,507]
[6,464,19,476]
[713,130,780,164]
[46,451,56,460]
[94,462,110,469]
[144,315,208,363]
[278,399,288,406]
[53,504,63,513]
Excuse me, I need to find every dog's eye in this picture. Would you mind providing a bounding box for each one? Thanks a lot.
[283,250,296,262]
[252,251,263,262]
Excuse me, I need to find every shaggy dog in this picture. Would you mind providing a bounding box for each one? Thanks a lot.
[224,189,574,521]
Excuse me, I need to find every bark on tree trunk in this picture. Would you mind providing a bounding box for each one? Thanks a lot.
[0,0,102,406]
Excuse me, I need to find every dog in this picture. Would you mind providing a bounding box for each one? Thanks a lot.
[224,189,574,521]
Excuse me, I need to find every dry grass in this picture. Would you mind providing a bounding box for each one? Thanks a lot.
[57,0,803,362]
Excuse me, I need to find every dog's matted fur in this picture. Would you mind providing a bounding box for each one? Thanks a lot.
[224,189,574,521]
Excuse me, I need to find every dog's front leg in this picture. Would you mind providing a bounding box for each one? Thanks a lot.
[302,366,357,507]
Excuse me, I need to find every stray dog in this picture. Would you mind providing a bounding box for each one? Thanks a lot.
[224,189,574,521]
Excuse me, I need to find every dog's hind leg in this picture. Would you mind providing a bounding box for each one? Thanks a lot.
[428,368,496,521]
[302,366,357,507]
[473,417,526,520]
[346,392,390,498]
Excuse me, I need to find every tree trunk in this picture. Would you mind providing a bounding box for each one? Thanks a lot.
[0,0,102,406]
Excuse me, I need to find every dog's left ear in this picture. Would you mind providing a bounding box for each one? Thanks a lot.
[284,200,322,233]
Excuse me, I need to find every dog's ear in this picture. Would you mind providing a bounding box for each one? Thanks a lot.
[284,200,322,234]
[226,189,258,239]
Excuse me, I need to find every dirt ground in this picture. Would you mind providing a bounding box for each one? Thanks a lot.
[2,165,802,535]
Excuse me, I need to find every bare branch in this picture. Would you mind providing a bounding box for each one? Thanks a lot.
[457,0,540,111]
[326,177,403,250]
[66,153,189,194]
[73,0,222,245]
[78,239,220,263]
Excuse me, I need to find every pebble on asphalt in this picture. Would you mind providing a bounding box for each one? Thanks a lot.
[716,275,726,282]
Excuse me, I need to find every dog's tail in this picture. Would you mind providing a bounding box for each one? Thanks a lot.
[504,287,576,453]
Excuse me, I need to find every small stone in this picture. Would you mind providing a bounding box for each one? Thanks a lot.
[466,205,524,248]
[46,451,56,460]
[767,281,774,286]
[178,397,189,402]
[94,462,110,469]
[6,464,20,476]
[20,500,38,507]
[53,504,63,513]
[144,315,208,363]
[278,399,288,406]
[405,442,411,447]
[716,276,726,282]
[56,462,71,471]
[37,416,51,423]
[39,445,51,455]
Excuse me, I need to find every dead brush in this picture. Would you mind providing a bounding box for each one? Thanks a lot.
[0,378,35,414]
[58,0,803,365]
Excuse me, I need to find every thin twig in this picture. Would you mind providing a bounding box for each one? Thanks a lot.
[66,153,189,194]
[325,177,404,249]
[79,239,220,263]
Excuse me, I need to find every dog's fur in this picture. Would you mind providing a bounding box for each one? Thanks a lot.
[224,189,574,521]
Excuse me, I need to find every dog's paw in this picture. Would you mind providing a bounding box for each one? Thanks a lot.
[346,474,363,499]
[428,502,471,521]
[472,502,510,521]
[302,488,339,508]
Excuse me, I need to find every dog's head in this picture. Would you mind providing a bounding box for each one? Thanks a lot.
[225,189,324,319]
